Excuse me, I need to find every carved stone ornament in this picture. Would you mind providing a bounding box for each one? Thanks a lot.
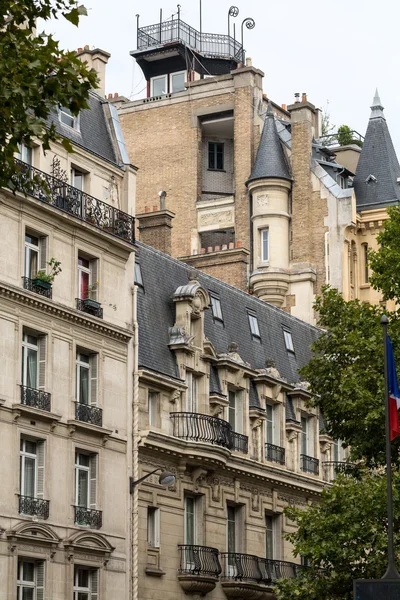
[170,390,181,404]
[256,194,270,208]
[286,429,298,442]
[199,209,233,228]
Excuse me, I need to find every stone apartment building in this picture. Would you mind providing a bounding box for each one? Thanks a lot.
[0,50,137,599]
[118,12,400,324]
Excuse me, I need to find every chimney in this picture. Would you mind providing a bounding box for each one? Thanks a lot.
[302,92,307,103]
[136,193,175,255]
[76,46,111,97]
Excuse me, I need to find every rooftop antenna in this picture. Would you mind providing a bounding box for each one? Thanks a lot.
[136,14,140,48]
[241,17,255,64]
[159,8,162,43]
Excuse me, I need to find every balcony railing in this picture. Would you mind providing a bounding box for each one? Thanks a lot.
[13,159,135,245]
[74,506,102,529]
[265,443,285,465]
[300,454,319,475]
[170,412,248,453]
[258,558,306,584]
[137,18,243,62]
[20,385,51,412]
[178,545,221,577]
[221,552,263,582]
[322,460,357,482]
[75,402,103,427]
[22,276,52,299]
[75,298,103,319]
[19,495,50,519]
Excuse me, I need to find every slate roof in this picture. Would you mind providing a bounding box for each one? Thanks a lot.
[47,92,119,166]
[247,102,292,184]
[135,241,320,390]
[354,90,400,211]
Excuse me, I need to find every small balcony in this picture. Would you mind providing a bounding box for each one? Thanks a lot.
[13,159,135,244]
[75,402,103,427]
[22,276,52,299]
[300,454,319,475]
[74,506,102,529]
[19,495,50,520]
[265,443,285,465]
[322,460,356,482]
[20,385,51,412]
[76,298,103,319]
[178,545,221,595]
[170,412,248,454]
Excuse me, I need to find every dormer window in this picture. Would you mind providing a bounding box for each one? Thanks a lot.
[366,174,377,184]
[59,106,79,130]
[134,262,143,287]
[248,312,261,339]
[283,329,294,353]
[150,75,168,97]
[210,294,223,322]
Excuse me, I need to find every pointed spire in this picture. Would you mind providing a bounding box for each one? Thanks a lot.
[370,88,385,120]
[247,102,292,184]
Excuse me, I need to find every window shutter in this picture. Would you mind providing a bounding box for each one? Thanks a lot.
[89,454,97,509]
[90,569,99,600]
[235,392,243,434]
[89,354,98,406]
[36,562,45,600]
[39,237,47,271]
[36,441,45,499]
[91,259,98,301]
[38,336,47,391]
[273,406,280,446]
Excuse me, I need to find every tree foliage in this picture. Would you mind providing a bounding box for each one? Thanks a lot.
[369,205,400,302]
[337,124,363,148]
[0,1,98,188]
[275,470,400,600]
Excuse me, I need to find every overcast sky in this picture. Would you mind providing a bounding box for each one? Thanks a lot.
[41,0,400,152]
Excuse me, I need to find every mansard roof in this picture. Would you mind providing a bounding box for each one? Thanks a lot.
[135,241,319,389]
[354,90,400,211]
[247,102,292,184]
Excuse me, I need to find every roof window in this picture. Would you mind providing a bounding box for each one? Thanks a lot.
[283,329,294,353]
[210,294,223,322]
[134,262,143,287]
[248,312,261,339]
[59,106,80,130]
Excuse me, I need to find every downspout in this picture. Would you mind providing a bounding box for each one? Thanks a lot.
[131,284,140,600]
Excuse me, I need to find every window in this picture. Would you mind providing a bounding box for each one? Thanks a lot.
[22,332,46,390]
[20,438,45,501]
[301,417,308,456]
[76,352,98,406]
[17,559,44,600]
[75,452,97,510]
[185,372,198,412]
[227,505,241,553]
[24,233,47,280]
[147,506,160,548]
[71,167,85,191]
[362,243,369,283]
[266,404,279,445]
[148,391,158,427]
[332,440,343,462]
[59,106,79,129]
[17,143,33,165]
[210,295,223,321]
[78,256,98,301]
[261,229,269,262]
[248,313,261,339]
[283,329,294,353]
[228,390,243,433]
[170,70,186,93]
[184,496,197,545]
[208,142,224,170]
[265,514,277,559]
[73,566,98,600]
[151,75,168,97]
[325,232,330,284]
[134,262,143,287]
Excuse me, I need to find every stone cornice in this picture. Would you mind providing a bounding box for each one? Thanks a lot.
[0,282,133,343]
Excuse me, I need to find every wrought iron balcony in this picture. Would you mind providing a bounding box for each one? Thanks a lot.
[74,506,102,529]
[178,545,221,576]
[258,558,302,584]
[75,402,103,427]
[22,276,52,299]
[300,454,319,475]
[265,442,286,465]
[170,412,248,453]
[221,552,263,583]
[137,18,243,62]
[13,159,135,244]
[20,385,51,412]
[75,298,103,319]
[19,495,50,519]
[322,460,357,482]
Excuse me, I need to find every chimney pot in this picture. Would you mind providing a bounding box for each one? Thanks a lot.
[84,44,89,50]
[302,93,307,102]
[294,93,300,103]
[108,93,112,99]
[246,57,252,67]
[282,103,287,110]
[222,244,228,251]
[152,205,158,212]
[228,242,234,250]
[236,240,242,248]
[145,206,150,213]
[200,247,206,254]
[114,92,118,98]
[207,246,213,253]
[215,245,220,252]
[77,47,83,53]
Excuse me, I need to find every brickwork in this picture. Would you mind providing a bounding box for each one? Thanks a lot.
[137,209,175,255]
[181,247,250,291]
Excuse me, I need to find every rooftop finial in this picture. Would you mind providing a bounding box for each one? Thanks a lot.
[370,88,385,120]
[266,100,274,117]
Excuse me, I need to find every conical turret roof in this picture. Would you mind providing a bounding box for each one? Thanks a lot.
[354,90,400,211]
[247,102,292,184]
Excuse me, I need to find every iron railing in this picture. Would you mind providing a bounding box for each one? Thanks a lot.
[20,385,51,412]
[75,402,103,427]
[170,412,248,453]
[265,443,285,465]
[74,506,102,529]
[178,545,221,577]
[300,454,319,475]
[22,276,52,299]
[75,298,104,319]
[322,460,356,482]
[13,159,135,244]
[19,495,50,519]
[221,553,263,582]
[137,19,243,61]
[258,558,305,584]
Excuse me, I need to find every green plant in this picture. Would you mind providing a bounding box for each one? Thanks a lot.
[87,280,99,299]
[35,258,62,284]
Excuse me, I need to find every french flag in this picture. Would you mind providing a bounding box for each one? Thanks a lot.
[387,336,400,440]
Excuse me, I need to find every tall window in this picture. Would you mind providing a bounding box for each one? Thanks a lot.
[265,515,275,559]
[266,404,279,445]
[362,243,369,283]
[151,75,167,96]
[147,506,160,548]
[170,71,186,93]
[71,168,85,191]
[248,313,261,339]
[20,438,45,500]
[76,351,98,407]
[75,452,97,511]
[228,390,243,433]
[22,332,46,390]
[78,257,90,300]
[24,234,39,279]
[301,417,308,456]
[17,560,44,600]
[208,142,224,170]
[17,143,33,165]
[227,505,240,553]
[185,372,198,413]
[283,329,294,353]
[134,262,143,287]
[184,496,197,545]
[148,391,158,427]
[261,229,269,262]
[73,566,98,600]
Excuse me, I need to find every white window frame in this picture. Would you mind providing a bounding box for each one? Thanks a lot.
[17,143,33,165]
[169,70,186,93]
[248,313,261,339]
[266,404,280,446]
[76,352,91,405]
[73,566,98,600]
[147,506,160,548]
[20,439,37,498]
[78,256,91,301]
[71,167,85,191]
[22,332,39,388]
[301,416,308,456]
[184,495,197,545]
[59,106,80,130]
[228,389,243,434]
[17,559,44,600]
[210,295,223,321]
[24,234,40,279]
[185,372,198,413]
[265,513,280,560]
[283,329,294,353]
[150,74,168,97]
[148,391,158,427]
[261,228,269,262]
[75,452,91,509]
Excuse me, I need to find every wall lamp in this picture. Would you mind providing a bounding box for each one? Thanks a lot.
[129,468,176,494]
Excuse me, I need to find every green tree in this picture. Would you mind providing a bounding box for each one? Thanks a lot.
[369,205,400,301]
[0,1,98,189]
[337,124,363,148]
[275,470,400,600]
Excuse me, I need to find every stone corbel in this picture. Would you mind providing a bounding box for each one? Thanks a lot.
[68,425,76,437]
[286,429,298,442]
[272,383,282,400]
[170,390,181,405]
[250,418,263,430]
[192,467,208,491]
[319,435,332,454]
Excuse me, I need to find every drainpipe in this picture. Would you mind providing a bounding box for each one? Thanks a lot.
[131,284,140,600]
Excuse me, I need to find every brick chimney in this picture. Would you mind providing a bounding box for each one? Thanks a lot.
[76,46,111,97]
[136,195,175,255]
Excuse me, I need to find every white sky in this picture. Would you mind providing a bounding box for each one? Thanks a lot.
[41,0,400,152]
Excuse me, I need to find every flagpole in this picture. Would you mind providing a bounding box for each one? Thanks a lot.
[381,314,400,579]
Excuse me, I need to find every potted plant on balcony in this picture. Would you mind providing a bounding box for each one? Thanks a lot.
[83,281,101,310]
[33,258,62,290]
